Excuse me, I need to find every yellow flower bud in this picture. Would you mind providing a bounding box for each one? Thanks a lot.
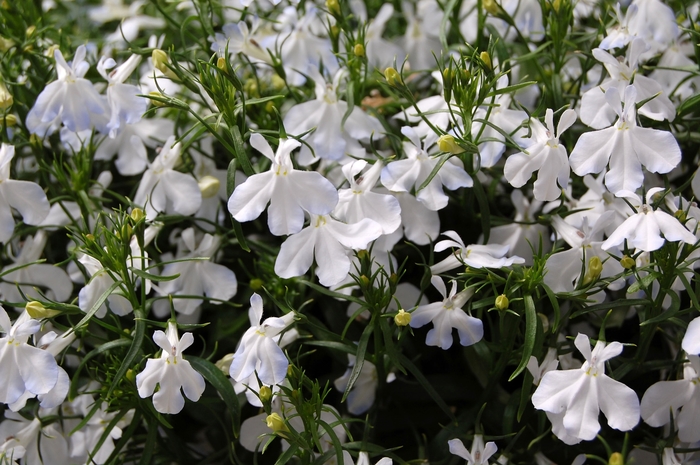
[608,452,624,465]
[0,81,13,110]
[198,175,221,198]
[44,44,59,58]
[2,114,17,127]
[495,294,509,310]
[483,0,500,15]
[259,385,273,403]
[326,0,340,15]
[480,51,492,70]
[266,413,290,435]
[130,208,145,223]
[215,353,234,373]
[250,278,264,291]
[437,135,465,154]
[125,369,136,382]
[552,0,562,12]
[582,256,603,285]
[149,91,167,107]
[620,255,635,270]
[353,43,365,57]
[384,67,402,86]
[271,74,286,91]
[25,25,36,37]
[0,36,13,52]
[26,301,61,319]
[394,309,412,326]
[152,49,178,80]
[216,56,227,72]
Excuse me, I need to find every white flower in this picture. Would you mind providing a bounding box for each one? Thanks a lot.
[430,230,525,275]
[283,69,383,163]
[364,4,404,69]
[448,435,498,465]
[153,228,237,316]
[0,409,69,465]
[0,144,50,243]
[504,108,576,202]
[136,321,206,414]
[526,348,559,386]
[133,136,202,220]
[641,353,700,443]
[227,133,338,236]
[334,354,396,415]
[97,54,147,138]
[570,85,681,194]
[381,127,472,211]
[334,160,401,235]
[210,19,274,64]
[402,0,444,70]
[77,253,132,318]
[229,293,295,386]
[601,189,697,253]
[26,45,108,136]
[532,333,640,444]
[0,308,59,406]
[409,276,483,350]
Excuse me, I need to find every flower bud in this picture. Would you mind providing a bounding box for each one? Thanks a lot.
[250,278,264,291]
[2,114,17,127]
[216,56,227,72]
[126,369,136,382]
[674,209,687,222]
[45,44,59,58]
[437,134,465,154]
[266,413,290,435]
[271,74,286,91]
[620,255,635,270]
[495,294,509,310]
[394,309,411,326]
[149,91,167,107]
[0,81,13,110]
[326,0,340,15]
[384,67,402,86]
[480,51,492,70]
[198,175,221,198]
[152,49,178,80]
[353,43,365,57]
[582,256,603,285]
[359,275,370,288]
[26,301,61,319]
[538,313,550,333]
[25,25,36,37]
[483,0,500,15]
[0,36,14,52]
[259,385,273,403]
[130,208,145,223]
[552,0,562,12]
[608,453,624,465]
[215,353,234,373]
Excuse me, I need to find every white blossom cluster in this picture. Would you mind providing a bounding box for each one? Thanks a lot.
[1,0,700,464]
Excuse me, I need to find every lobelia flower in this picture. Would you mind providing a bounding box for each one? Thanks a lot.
[580,39,675,129]
[96,54,147,138]
[601,188,697,253]
[136,321,206,414]
[527,348,559,386]
[0,144,51,243]
[333,160,401,235]
[0,308,59,407]
[0,408,69,465]
[402,0,445,70]
[274,214,382,287]
[343,451,392,465]
[448,435,498,465]
[364,4,405,70]
[545,212,625,293]
[227,133,338,236]
[504,108,577,202]
[152,227,238,317]
[640,353,700,443]
[570,85,681,194]
[68,397,134,465]
[532,333,640,444]
[392,191,440,245]
[334,354,396,415]
[381,127,472,211]
[0,231,73,305]
[77,252,132,318]
[430,230,525,275]
[229,293,295,387]
[210,18,274,65]
[26,45,108,136]
[409,276,483,350]
[283,68,383,163]
[133,136,202,220]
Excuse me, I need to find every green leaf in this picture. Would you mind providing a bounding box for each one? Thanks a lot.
[396,352,457,422]
[416,154,451,194]
[129,267,180,282]
[226,158,237,199]
[188,356,241,437]
[342,318,373,403]
[107,312,146,398]
[139,416,158,465]
[231,125,254,177]
[68,281,121,335]
[509,294,537,381]
[274,443,299,465]
[69,339,131,399]
[627,272,661,294]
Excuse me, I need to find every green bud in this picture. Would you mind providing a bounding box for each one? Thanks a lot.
[353,43,365,57]
[480,51,492,70]
[125,369,136,383]
[149,91,167,107]
[2,114,17,127]
[250,278,264,291]
[608,453,624,465]
[582,256,603,285]
[266,413,289,435]
[674,209,687,222]
[384,67,402,86]
[495,294,509,310]
[152,49,178,80]
[620,255,635,270]
[394,309,411,326]
[259,385,272,403]
[216,56,227,72]
[26,301,61,319]
[483,0,500,15]
[326,0,340,15]
[130,208,145,223]
[437,135,465,154]
[0,36,14,52]
[0,81,13,110]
